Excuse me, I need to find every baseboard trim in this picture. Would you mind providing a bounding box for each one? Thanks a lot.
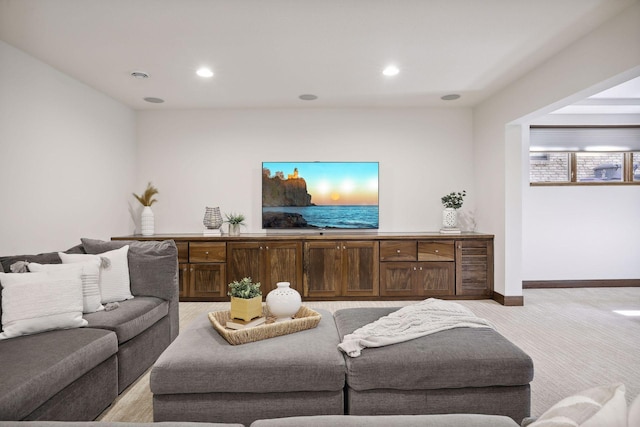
[523,279,640,289]
[492,292,524,306]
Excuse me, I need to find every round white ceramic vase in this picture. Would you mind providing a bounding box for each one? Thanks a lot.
[141,206,155,236]
[266,282,301,322]
[442,208,457,228]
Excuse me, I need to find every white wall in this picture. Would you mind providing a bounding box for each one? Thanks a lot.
[474,2,640,295]
[135,108,474,234]
[0,41,137,255]
[523,186,640,280]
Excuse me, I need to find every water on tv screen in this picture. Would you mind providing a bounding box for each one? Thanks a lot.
[262,162,379,229]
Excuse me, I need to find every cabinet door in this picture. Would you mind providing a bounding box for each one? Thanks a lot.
[380,262,415,297]
[303,241,342,297]
[342,241,379,297]
[178,263,190,298]
[263,241,303,294]
[189,263,226,298]
[227,242,263,284]
[415,262,454,296]
[455,240,493,297]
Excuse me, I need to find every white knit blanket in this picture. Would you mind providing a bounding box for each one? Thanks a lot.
[338,298,495,357]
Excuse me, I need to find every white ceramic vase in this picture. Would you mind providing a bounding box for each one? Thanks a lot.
[442,208,458,228]
[141,206,155,236]
[228,223,241,236]
[266,282,301,321]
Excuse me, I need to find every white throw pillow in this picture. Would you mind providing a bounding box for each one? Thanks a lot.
[59,245,133,304]
[28,261,104,313]
[530,383,627,427]
[0,268,87,339]
[629,391,640,427]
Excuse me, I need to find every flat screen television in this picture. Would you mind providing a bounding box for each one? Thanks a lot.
[262,161,379,230]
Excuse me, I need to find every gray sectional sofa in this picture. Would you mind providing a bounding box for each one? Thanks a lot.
[0,239,179,422]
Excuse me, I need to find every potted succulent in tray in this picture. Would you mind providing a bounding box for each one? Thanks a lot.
[133,182,159,236]
[224,212,246,236]
[228,277,263,321]
[440,190,466,228]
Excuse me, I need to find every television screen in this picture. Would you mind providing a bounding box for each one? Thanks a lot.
[262,162,379,230]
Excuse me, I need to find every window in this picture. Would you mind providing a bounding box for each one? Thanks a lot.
[529,126,640,186]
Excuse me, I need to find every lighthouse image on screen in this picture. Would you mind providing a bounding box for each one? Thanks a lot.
[261,161,379,230]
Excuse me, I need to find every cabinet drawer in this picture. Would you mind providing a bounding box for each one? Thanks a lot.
[176,242,189,263]
[418,241,454,262]
[380,241,416,261]
[189,242,226,263]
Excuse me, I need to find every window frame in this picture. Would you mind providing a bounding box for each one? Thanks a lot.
[530,152,639,186]
[529,125,640,186]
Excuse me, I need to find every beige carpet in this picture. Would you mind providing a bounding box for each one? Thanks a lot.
[97,287,640,422]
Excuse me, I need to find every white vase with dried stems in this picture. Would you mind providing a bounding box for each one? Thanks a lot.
[133,182,158,236]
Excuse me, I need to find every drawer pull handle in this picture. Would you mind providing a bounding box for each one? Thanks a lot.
[435,250,439,253]
[396,249,401,253]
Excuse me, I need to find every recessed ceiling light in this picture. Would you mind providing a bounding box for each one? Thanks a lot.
[299,94,318,101]
[441,94,461,101]
[382,65,400,77]
[196,67,214,78]
[131,71,150,79]
[143,97,164,103]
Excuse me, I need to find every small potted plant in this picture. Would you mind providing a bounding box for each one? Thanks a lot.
[224,212,246,236]
[440,190,466,228]
[228,277,263,321]
[133,182,159,236]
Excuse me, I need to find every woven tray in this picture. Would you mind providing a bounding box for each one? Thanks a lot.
[208,306,322,345]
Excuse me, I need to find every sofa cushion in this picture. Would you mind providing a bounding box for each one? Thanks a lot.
[334,307,534,391]
[0,245,86,273]
[83,296,168,344]
[250,414,519,427]
[81,238,178,301]
[150,309,345,395]
[0,327,117,420]
[0,422,243,426]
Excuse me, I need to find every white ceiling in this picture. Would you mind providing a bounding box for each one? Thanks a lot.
[551,76,640,114]
[0,0,638,110]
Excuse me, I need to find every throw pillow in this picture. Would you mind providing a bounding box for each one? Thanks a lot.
[28,260,104,313]
[629,391,640,427]
[529,383,627,427]
[59,245,133,304]
[81,238,178,301]
[0,268,87,339]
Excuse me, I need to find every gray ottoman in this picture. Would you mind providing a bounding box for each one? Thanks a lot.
[334,307,534,423]
[150,309,345,426]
